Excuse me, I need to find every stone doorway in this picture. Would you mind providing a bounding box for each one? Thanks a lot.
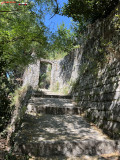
[39,61,52,89]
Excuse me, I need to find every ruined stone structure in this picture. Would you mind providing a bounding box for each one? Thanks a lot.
[22,58,53,89]
[22,56,40,89]
[22,4,120,138]
[50,49,82,90]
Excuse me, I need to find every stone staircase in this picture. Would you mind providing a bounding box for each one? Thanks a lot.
[13,89,120,159]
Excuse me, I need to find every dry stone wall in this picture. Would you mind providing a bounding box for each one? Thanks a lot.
[51,48,82,91]
[72,4,120,139]
[51,4,120,139]
[22,54,40,89]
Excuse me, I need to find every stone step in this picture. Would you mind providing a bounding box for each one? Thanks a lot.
[13,114,120,157]
[33,89,72,99]
[27,98,81,115]
[5,153,120,160]
[33,94,72,99]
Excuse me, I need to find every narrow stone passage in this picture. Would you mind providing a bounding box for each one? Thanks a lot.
[13,89,120,159]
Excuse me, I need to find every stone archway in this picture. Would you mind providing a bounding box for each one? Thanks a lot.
[22,55,56,90]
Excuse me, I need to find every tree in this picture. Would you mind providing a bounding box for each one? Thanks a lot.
[0,0,48,131]
[46,23,76,59]
[62,0,119,23]
[52,23,75,51]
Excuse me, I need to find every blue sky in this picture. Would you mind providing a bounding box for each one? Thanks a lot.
[44,14,72,33]
[33,0,72,33]
[44,0,72,33]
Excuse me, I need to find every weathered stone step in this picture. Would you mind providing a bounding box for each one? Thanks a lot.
[21,155,120,160]
[13,114,120,157]
[33,89,72,99]
[5,153,120,160]
[15,140,119,157]
[27,98,81,115]
[33,94,72,99]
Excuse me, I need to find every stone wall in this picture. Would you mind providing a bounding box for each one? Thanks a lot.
[51,4,120,138]
[22,53,40,89]
[72,4,120,139]
[51,48,82,91]
[7,86,33,146]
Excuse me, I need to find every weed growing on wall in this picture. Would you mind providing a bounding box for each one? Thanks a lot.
[60,86,69,95]
[59,80,78,95]
[48,50,68,60]
[7,86,33,146]
[39,73,47,88]
[52,82,60,92]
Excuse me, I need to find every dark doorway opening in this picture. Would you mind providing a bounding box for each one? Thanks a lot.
[39,63,52,89]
